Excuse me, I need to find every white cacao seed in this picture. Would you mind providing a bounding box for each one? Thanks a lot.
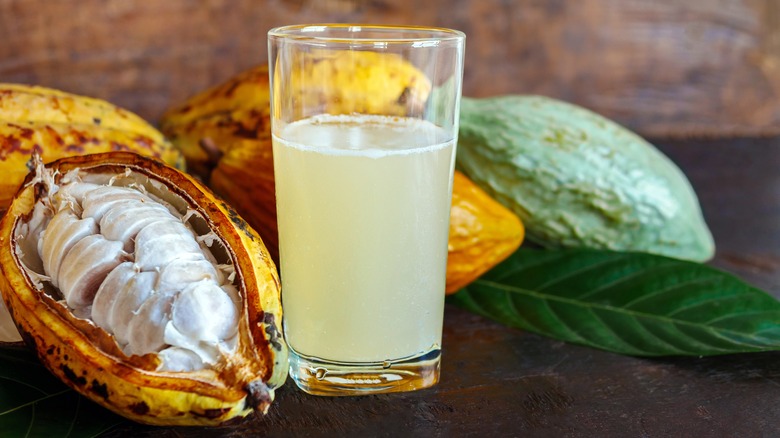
[29,172,242,372]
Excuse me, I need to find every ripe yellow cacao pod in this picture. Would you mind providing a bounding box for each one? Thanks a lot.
[447,171,524,293]
[161,66,278,259]
[273,50,432,120]
[0,84,185,217]
[161,63,525,292]
[0,152,287,426]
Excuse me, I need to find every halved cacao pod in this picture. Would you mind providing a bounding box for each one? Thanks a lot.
[0,84,185,344]
[0,152,287,426]
[161,64,525,292]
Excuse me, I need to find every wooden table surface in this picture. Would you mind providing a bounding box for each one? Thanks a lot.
[98,136,780,437]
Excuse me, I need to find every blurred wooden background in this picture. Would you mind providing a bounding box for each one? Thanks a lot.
[0,0,778,138]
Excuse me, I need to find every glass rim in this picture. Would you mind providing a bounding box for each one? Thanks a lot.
[268,23,465,44]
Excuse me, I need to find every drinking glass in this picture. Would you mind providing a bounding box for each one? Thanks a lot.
[268,24,465,395]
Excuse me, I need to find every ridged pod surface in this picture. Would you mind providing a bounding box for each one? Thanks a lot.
[161,63,524,292]
[457,95,715,262]
[447,172,524,293]
[0,84,185,216]
[161,66,278,260]
[0,152,287,426]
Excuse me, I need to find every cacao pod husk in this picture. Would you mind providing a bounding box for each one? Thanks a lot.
[0,83,185,217]
[0,152,287,426]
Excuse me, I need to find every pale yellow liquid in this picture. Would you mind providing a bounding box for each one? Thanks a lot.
[273,114,455,363]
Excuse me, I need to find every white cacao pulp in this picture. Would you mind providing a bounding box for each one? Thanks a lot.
[19,164,240,372]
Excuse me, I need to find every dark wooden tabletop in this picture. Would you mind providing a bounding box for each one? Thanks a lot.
[102,136,780,437]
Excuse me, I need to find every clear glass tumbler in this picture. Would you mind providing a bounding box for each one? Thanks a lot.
[268,24,465,395]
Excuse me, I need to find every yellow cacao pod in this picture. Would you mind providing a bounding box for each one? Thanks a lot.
[0,83,185,217]
[447,171,524,293]
[273,50,432,120]
[161,62,524,292]
[161,66,278,259]
[0,152,287,426]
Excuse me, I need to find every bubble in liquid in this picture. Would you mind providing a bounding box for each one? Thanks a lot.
[314,367,328,380]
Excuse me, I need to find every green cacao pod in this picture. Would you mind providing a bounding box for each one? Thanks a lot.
[456,95,715,262]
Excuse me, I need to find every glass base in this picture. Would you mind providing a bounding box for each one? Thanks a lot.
[288,347,441,396]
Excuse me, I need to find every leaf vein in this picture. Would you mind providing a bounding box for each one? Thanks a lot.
[477,283,562,335]
[675,323,766,351]
[540,300,587,343]
[665,290,749,317]
[25,400,34,438]
[0,388,71,416]
[492,251,575,282]
[0,375,52,395]
[460,288,490,318]
[579,261,682,299]
[65,394,80,437]
[586,308,650,355]
[755,325,780,335]
[633,319,689,354]
[622,276,724,309]
[705,310,780,325]
[534,254,631,292]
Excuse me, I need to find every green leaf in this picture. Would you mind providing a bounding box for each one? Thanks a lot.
[0,346,126,437]
[448,248,780,356]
